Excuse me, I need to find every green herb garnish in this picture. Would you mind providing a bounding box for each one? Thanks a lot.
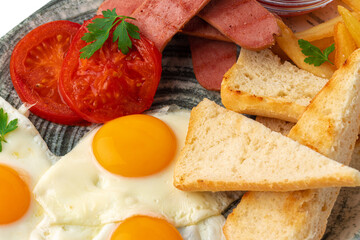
[298,39,335,66]
[80,9,140,59]
[0,108,18,152]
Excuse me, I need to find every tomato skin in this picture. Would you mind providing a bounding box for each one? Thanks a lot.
[59,18,162,123]
[10,20,86,125]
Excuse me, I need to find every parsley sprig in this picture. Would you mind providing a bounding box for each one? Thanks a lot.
[80,9,140,59]
[298,39,335,67]
[0,108,18,152]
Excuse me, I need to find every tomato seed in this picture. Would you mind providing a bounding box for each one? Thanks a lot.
[57,35,63,42]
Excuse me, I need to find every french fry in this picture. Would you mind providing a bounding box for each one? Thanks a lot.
[294,12,360,43]
[276,19,335,79]
[338,5,360,48]
[310,37,334,50]
[353,11,360,20]
[342,0,360,13]
[310,37,335,64]
[334,22,357,68]
[295,16,342,42]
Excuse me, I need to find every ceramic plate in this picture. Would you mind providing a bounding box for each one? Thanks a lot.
[0,0,359,239]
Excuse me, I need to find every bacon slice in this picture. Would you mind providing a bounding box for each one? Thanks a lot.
[96,0,144,15]
[198,0,280,50]
[131,0,212,52]
[189,37,237,91]
[182,17,231,42]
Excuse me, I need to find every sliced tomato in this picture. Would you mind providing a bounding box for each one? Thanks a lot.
[10,20,85,125]
[59,18,162,123]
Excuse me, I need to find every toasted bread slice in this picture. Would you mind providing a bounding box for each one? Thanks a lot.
[221,49,328,122]
[224,49,360,240]
[173,99,360,192]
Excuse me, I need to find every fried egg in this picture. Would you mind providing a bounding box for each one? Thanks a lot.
[33,107,237,239]
[0,97,54,239]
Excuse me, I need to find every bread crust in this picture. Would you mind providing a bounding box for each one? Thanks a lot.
[175,175,358,192]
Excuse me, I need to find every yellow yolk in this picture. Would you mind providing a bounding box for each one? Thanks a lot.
[92,114,177,177]
[0,164,30,224]
[110,215,183,240]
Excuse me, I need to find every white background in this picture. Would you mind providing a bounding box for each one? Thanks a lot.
[0,0,51,38]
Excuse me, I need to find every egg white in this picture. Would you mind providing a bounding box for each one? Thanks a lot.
[0,97,54,239]
[178,215,227,240]
[33,107,237,237]
[30,215,111,240]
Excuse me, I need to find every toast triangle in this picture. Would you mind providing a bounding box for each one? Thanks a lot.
[221,49,328,122]
[173,99,360,192]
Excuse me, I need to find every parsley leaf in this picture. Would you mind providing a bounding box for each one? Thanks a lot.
[103,8,118,18]
[80,9,140,59]
[298,39,335,67]
[0,108,18,152]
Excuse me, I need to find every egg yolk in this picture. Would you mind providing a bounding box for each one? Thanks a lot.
[110,215,183,240]
[92,114,177,177]
[0,164,30,224]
